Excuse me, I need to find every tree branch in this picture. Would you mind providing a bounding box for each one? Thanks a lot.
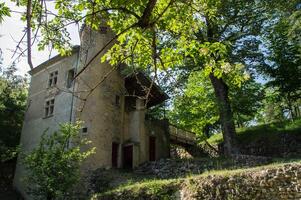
[26,0,34,69]
[137,0,157,28]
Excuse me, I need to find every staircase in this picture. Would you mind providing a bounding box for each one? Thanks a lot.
[169,125,197,145]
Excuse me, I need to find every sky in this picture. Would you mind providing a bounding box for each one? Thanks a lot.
[0,1,80,76]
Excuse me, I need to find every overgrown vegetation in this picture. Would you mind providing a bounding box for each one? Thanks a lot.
[23,122,96,200]
[168,71,264,139]
[92,160,301,200]
[93,179,180,200]
[207,119,301,145]
[0,52,27,162]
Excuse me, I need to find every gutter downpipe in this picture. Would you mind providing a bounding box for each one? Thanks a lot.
[69,48,80,123]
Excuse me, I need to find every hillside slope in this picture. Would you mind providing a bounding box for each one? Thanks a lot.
[207,119,301,157]
[92,161,301,200]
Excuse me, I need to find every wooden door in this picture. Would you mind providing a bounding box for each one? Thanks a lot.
[112,142,119,168]
[149,136,156,161]
[123,145,133,169]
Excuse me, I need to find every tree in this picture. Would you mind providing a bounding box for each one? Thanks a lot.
[256,87,287,124]
[231,79,264,127]
[262,13,301,120]
[169,71,264,139]
[12,0,284,155]
[168,71,218,139]
[0,3,23,161]
[23,122,96,200]
[0,53,27,162]
[0,2,10,23]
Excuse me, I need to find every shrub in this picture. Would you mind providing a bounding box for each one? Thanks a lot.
[23,122,95,200]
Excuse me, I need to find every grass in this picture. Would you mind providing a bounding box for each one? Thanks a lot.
[198,159,301,178]
[101,178,179,194]
[207,118,301,145]
[92,178,182,200]
[93,159,301,199]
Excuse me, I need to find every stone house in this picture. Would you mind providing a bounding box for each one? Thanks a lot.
[13,25,170,198]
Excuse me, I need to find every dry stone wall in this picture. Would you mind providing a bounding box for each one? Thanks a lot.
[94,163,301,200]
[170,145,193,159]
[181,163,301,200]
[135,155,271,179]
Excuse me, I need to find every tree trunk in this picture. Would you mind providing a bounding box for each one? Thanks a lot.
[46,192,54,200]
[209,73,239,156]
[294,106,298,118]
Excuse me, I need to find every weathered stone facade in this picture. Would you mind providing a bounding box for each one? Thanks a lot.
[13,49,80,199]
[13,25,170,199]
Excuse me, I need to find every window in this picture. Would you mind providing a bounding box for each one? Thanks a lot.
[115,95,120,106]
[44,98,55,117]
[82,127,88,133]
[67,69,75,88]
[48,71,58,87]
[99,26,107,34]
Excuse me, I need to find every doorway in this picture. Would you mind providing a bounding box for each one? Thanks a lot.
[123,145,133,169]
[149,136,156,161]
[112,142,119,168]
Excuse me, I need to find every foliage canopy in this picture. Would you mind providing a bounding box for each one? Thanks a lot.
[0,53,27,162]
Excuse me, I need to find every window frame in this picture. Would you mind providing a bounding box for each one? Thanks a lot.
[48,71,58,88]
[115,95,120,107]
[44,98,55,118]
[66,68,75,88]
[99,26,108,34]
[82,127,88,134]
